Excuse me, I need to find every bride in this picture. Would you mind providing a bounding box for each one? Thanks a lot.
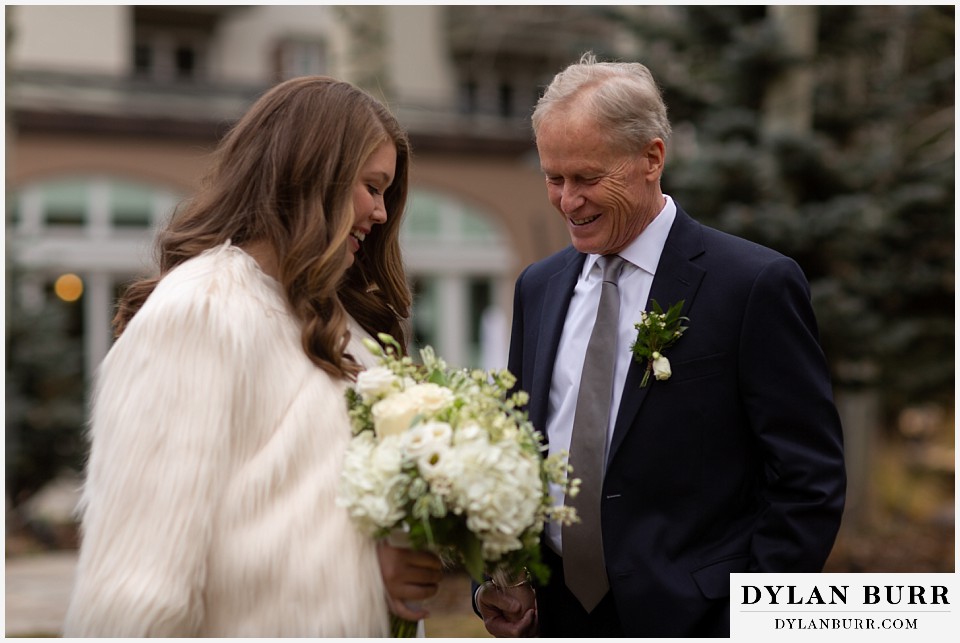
[63,76,442,637]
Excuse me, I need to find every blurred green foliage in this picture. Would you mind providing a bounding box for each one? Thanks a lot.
[5,282,87,507]
[601,5,954,420]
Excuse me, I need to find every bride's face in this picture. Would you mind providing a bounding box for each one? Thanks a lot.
[345,141,397,267]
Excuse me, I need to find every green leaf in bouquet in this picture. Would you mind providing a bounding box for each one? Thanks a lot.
[405,519,429,549]
[462,534,485,583]
[527,557,551,586]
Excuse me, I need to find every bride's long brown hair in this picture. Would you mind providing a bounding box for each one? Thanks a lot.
[113,76,412,378]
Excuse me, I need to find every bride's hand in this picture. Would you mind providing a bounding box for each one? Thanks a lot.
[377,541,444,621]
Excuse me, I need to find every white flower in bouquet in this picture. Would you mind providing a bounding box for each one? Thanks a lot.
[339,432,407,531]
[448,435,542,559]
[405,382,456,413]
[370,394,419,439]
[371,382,454,439]
[337,334,579,591]
[401,420,453,458]
[356,366,399,401]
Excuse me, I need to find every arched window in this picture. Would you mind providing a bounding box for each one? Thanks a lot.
[7,179,516,378]
[7,175,182,381]
[401,189,514,369]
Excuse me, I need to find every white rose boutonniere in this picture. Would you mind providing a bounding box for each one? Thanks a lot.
[630,299,689,388]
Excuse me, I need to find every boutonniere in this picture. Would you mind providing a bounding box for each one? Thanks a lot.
[630,299,689,388]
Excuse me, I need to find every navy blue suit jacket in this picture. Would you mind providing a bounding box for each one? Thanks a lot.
[507,206,846,637]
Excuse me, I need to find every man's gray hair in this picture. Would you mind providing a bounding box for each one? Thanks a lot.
[532,52,672,152]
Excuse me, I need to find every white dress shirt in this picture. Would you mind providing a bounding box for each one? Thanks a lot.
[545,195,676,554]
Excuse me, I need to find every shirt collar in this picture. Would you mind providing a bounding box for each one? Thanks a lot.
[582,195,677,278]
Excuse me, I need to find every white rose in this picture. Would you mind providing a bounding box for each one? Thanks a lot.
[370,384,454,439]
[371,393,420,439]
[404,383,455,414]
[356,366,398,401]
[652,353,672,381]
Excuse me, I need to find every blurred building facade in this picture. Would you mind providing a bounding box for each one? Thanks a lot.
[6,4,635,379]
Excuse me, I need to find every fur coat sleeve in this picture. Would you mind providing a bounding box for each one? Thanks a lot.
[63,244,390,637]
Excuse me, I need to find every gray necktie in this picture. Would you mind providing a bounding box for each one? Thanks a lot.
[562,254,624,612]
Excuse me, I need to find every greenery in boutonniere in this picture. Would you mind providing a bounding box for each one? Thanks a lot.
[630,300,689,388]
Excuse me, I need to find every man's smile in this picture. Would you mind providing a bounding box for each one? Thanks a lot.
[570,213,601,226]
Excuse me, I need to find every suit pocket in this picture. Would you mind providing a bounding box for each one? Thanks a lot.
[665,352,726,383]
[691,555,749,599]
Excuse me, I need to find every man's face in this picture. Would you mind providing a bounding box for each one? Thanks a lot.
[536,108,664,256]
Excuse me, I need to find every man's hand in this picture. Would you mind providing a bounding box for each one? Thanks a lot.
[377,541,444,621]
[476,580,539,637]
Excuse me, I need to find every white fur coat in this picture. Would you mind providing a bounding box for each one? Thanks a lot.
[63,243,390,637]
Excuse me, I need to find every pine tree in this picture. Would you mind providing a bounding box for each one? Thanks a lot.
[597,5,954,418]
[5,279,87,508]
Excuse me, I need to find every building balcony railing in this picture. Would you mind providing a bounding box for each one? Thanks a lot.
[8,68,537,154]
[7,69,266,138]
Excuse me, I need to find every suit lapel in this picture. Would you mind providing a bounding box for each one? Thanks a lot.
[607,208,706,466]
[530,250,585,432]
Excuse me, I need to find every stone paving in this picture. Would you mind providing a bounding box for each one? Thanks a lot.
[3,551,489,638]
[5,551,77,637]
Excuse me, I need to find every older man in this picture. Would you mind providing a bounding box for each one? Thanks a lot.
[475,54,845,637]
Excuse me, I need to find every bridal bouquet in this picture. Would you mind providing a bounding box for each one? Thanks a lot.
[337,334,578,635]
